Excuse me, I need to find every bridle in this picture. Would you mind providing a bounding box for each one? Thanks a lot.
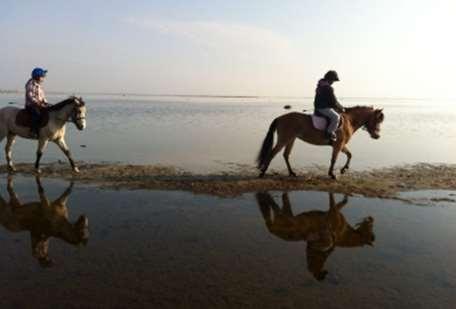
[71,99,86,124]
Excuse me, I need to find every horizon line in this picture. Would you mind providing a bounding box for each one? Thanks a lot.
[0,89,453,101]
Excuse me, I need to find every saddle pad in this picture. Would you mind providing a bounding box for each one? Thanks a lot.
[15,109,50,128]
[311,114,328,131]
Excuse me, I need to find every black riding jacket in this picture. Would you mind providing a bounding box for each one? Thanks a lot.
[313,79,344,110]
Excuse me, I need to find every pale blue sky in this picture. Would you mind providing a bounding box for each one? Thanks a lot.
[1,0,455,97]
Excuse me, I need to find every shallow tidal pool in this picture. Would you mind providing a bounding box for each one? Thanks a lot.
[1,176,455,308]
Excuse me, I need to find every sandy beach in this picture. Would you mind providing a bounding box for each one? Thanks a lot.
[1,162,456,202]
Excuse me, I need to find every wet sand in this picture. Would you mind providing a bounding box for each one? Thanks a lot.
[1,162,456,200]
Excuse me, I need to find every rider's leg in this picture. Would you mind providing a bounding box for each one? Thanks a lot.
[318,108,340,140]
[26,106,41,137]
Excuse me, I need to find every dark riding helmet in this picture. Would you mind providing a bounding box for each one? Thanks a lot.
[31,67,48,79]
[324,70,339,82]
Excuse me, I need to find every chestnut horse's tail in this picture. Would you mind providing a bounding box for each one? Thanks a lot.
[256,118,277,169]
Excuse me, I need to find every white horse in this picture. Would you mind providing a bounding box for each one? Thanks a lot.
[0,96,87,173]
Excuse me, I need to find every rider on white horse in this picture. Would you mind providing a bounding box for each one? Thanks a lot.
[25,68,49,138]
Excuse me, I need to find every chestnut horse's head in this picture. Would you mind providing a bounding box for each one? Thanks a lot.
[364,108,384,139]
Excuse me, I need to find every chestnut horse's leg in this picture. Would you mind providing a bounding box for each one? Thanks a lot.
[328,143,344,180]
[340,146,352,174]
[283,138,297,177]
[335,194,349,210]
[281,192,294,217]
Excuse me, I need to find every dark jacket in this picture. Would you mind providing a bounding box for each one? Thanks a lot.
[313,79,344,110]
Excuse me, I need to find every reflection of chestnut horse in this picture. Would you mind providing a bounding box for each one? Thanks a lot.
[0,176,88,267]
[256,192,374,281]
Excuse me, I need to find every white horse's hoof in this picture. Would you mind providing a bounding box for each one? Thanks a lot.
[7,166,16,173]
[72,167,80,174]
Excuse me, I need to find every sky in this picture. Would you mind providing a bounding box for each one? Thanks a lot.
[1,0,455,98]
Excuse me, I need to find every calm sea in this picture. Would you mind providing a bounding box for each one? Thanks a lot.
[1,94,455,172]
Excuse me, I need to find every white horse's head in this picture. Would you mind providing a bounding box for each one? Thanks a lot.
[71,97,87,130]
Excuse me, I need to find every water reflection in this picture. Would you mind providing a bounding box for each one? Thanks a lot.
[256,192,375,281]
[0,176,89,267]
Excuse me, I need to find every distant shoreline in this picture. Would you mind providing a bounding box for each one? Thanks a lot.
[1,90,451,101]
[0,89,262,99]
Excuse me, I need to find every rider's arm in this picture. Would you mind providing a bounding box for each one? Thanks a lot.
[335,100,345,113]
[328,87,345,112]
[41,88,48,104]
[38,84,48,106]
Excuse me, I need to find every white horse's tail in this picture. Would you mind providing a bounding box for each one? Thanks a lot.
[0,108,8,143]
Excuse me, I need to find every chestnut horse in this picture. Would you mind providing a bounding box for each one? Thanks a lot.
[257,106,384,179]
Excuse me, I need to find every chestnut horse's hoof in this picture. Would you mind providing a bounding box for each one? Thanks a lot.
[329,174,337,180]
[340,167,349,174]
[72,167,80,174]
[289,172,297,177]
[35,168,42,175]
[259,173,265,178]
[7,165,16,174]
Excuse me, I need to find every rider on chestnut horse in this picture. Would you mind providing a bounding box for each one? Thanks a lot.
[314,70,345,142]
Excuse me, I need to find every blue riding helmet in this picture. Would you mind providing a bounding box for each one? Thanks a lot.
[31,67,48,79]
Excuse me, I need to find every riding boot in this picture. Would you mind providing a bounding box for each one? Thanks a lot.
[326,131,337,142]
[31,125,39,138]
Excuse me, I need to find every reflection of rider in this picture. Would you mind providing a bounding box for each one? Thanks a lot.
[0,176,89,268]
[314,70,345,142]
[25,67,49,138]
[256,192,375,281]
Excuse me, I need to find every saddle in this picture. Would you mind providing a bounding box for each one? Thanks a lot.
[15,108,50,129]
[311,110,343,131]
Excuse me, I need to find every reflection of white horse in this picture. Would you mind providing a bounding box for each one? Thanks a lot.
[0,96,87,173]
[0,176,89,267]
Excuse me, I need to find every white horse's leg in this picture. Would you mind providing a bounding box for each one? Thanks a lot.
[5,134,16,173]
[54,138,79,173]
[35,138,49,174]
